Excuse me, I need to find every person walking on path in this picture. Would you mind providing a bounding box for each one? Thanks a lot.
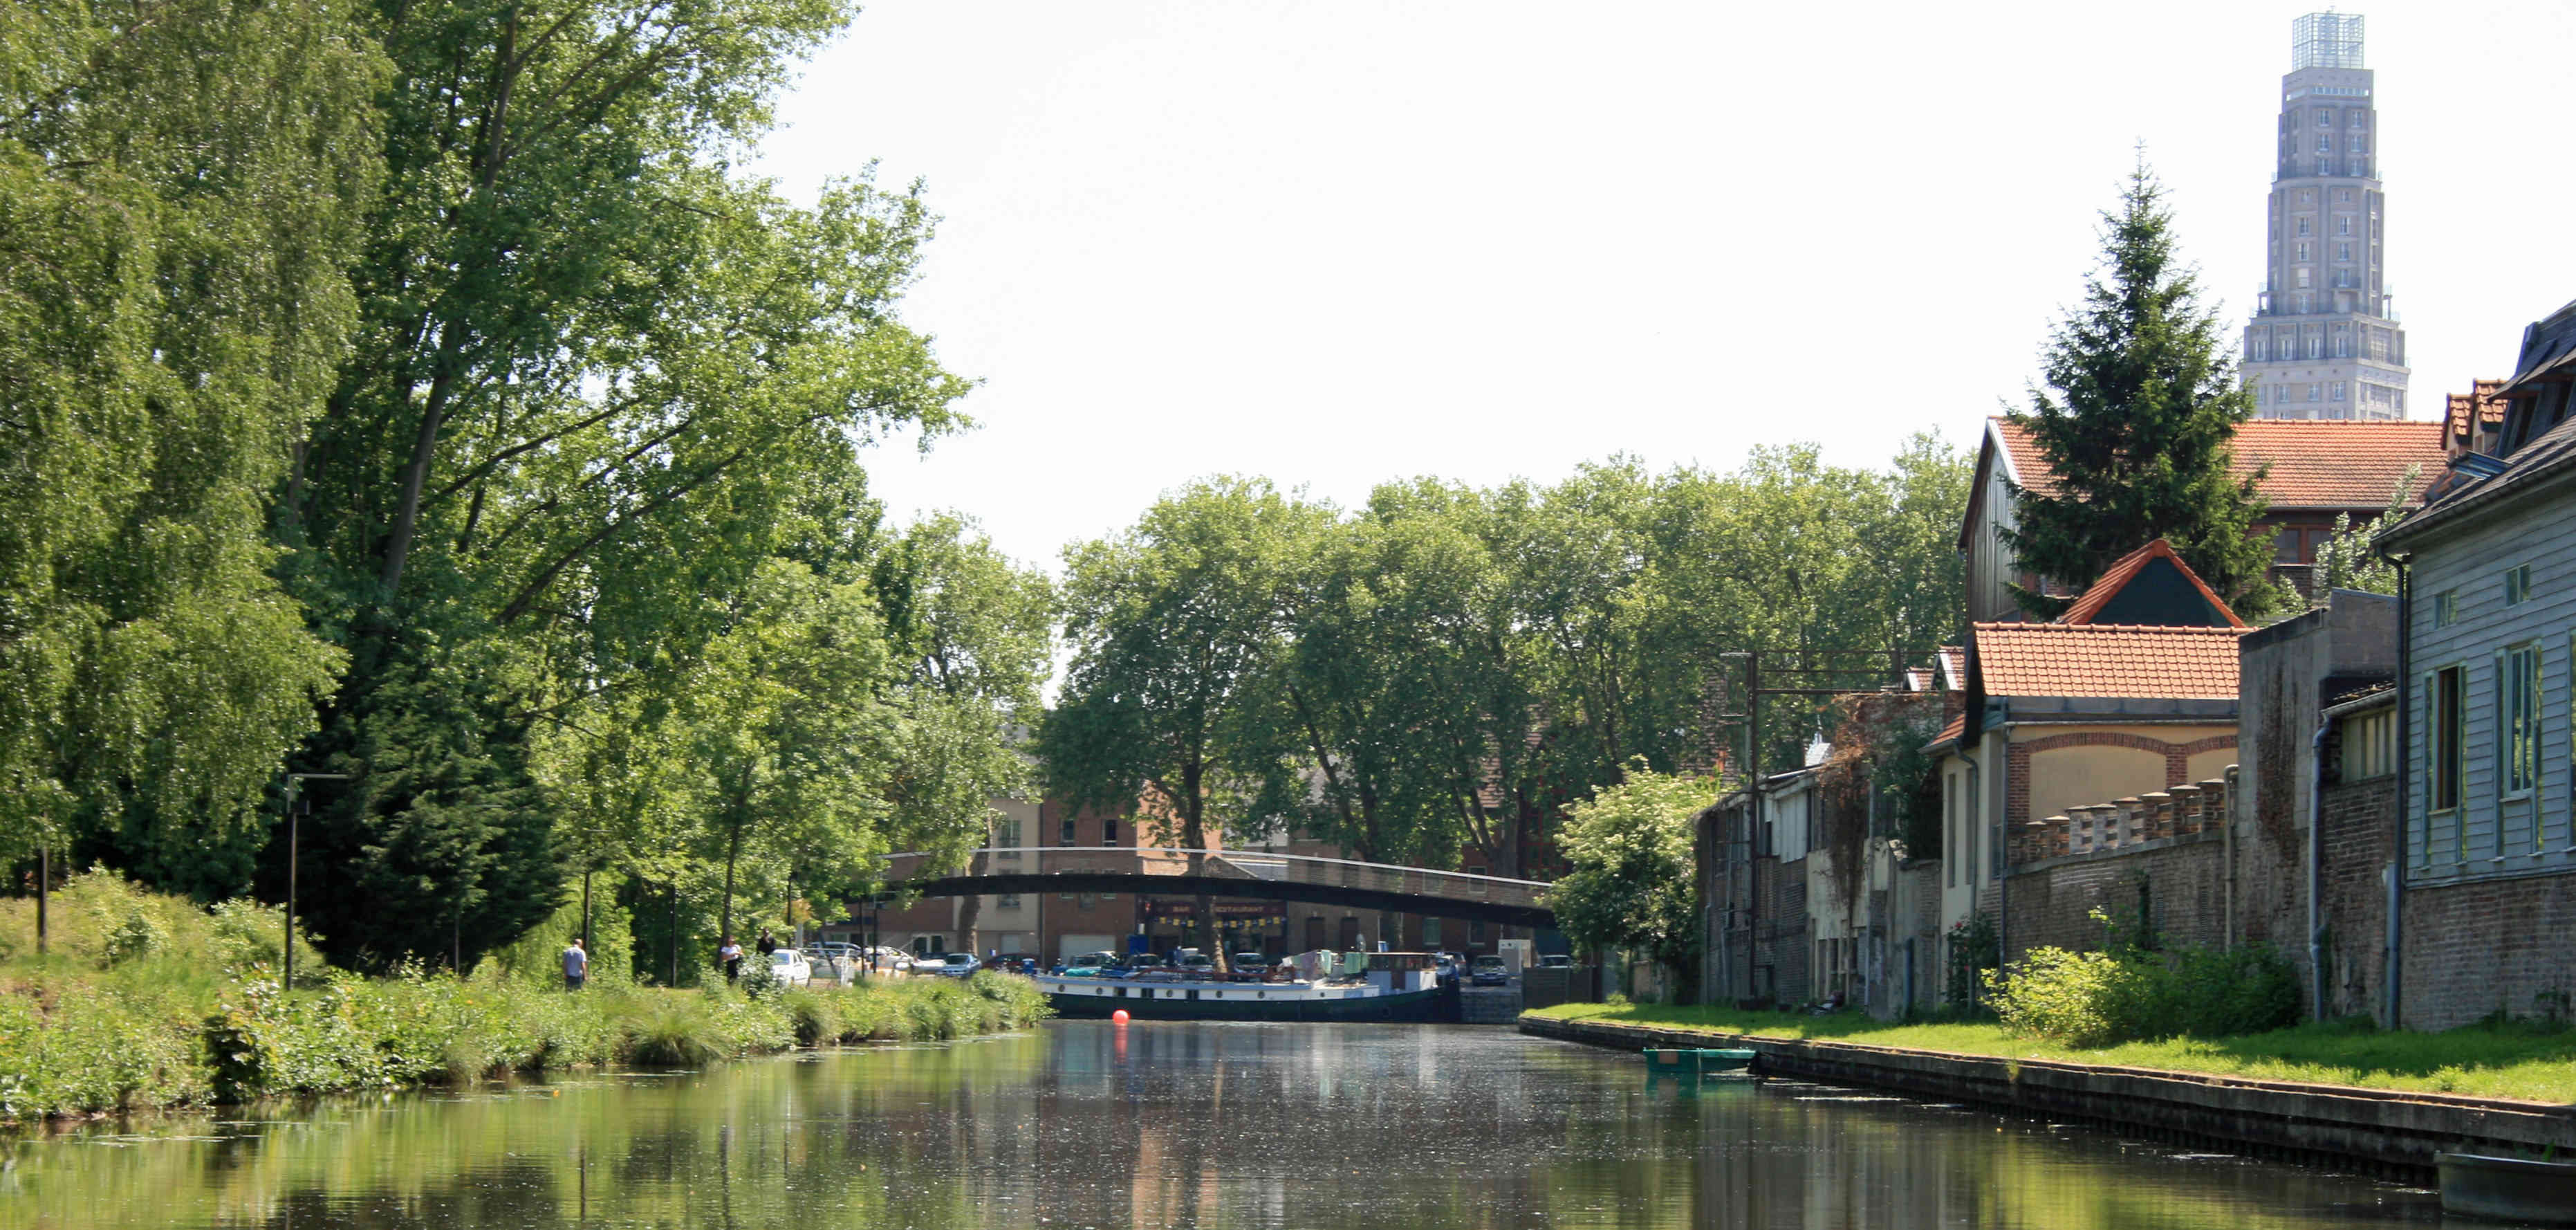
[719,936,743,983]
[562,937,589,991]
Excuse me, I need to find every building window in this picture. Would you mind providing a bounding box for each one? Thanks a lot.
[2337,215,2352,236]
[997,894,1021,909]
[2504,563,2534,606]
[2337,242,2351,261]
[2352,112,2367,129]
[2317,111,2331,127]
[2341,708,2394,780]
[2297,217,2312,237]
[2432,665,2465,814]
[2432,589,2458,627]
[2504,644,2541,799]
[2317,135,2332,154]
[2297,268,2311,288]
[2308,383,2322,402]
[2333,381,2346,401]
[2274,528,2302,562]
[2296,241,2311,262]
[1102,818,1119,845]
[1061,817,1077,844]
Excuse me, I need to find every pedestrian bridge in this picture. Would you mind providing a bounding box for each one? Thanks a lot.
[879,847,1555,928]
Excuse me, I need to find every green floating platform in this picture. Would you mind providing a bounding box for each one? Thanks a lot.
[1642,1047,1758,1073]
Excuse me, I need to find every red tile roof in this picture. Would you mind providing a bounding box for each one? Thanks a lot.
[2055,538,2245,628]
[1970,622,2245,700]
[1992,417,2442,511]
[1926,712,1965,751]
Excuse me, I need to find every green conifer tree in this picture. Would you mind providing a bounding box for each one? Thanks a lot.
[2003,160,2276,618]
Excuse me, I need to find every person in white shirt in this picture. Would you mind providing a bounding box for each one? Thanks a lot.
[562,937,588,991]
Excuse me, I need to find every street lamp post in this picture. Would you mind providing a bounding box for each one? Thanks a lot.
[283,773,349,988]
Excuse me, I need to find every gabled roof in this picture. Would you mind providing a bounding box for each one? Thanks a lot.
[1924,711,1966,753]
[1936,645,1965,690]
[2055,539,2245,629]
[1970,623,2245,701]
[2383,413,2576,550]
[1987,416,2441,512]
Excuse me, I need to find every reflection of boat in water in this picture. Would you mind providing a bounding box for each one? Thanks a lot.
[1039,951,1450,1022]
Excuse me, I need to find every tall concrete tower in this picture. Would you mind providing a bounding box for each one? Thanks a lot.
[2243,12,2409,421]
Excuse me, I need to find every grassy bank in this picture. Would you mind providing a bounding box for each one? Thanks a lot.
[0,874,1050,1121]
[1526,1002,2576,1103]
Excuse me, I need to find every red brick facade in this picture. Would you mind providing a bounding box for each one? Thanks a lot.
[2000,834,2230,964]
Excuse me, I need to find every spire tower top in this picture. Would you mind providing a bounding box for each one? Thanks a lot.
[2292,12,2365,71]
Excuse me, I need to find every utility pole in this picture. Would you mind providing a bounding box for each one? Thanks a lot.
[282,772,349,989]
[35,841,47,957]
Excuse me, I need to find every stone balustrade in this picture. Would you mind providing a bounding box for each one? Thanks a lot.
[2013,774,2235,865]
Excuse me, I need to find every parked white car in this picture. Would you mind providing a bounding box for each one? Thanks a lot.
[768,947,813,987]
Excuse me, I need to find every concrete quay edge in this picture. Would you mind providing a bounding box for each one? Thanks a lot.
[1519,1013,2576,1177]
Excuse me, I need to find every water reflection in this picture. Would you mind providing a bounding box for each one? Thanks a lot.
[3,1022,2445,1229]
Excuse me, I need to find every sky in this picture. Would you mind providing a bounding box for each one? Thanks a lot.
[755,1,2576,574]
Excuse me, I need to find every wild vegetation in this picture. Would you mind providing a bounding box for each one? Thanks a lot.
[0,874,1046,1121]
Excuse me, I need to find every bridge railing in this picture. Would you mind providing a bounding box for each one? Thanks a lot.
[880,847,1550,910]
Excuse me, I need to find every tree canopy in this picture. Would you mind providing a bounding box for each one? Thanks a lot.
[1043,439,1971,896]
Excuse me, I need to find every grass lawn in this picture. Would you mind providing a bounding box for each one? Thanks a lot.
[1526,1001,2576,1104]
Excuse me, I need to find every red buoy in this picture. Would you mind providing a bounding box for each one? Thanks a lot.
[1111,1009,1131,1024]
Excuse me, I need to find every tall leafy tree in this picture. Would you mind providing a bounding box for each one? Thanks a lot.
[2003,161,2274,617]
[0,0,382,894]
[1042,478,1328,968]
[275,0,973,967]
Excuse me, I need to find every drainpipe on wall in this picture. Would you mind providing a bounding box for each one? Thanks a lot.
[2386,557,2411,1028]
[2309,721,2331,1022]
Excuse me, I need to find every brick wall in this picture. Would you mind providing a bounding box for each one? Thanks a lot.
[2000,833,2229,964]
[2317,778,2395,1021]
[1757,855,1810,1007]
[2400,868,2576,1031]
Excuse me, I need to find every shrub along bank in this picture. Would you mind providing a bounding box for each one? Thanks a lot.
[0,874,1050,1121]
[1524,1001,2576,1103]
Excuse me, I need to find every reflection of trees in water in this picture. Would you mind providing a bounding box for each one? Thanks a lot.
[256,1160,566,1230]
[7,1027,2427,1230]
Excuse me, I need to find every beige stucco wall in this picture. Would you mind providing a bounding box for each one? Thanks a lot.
[2185,748,2239,784]
[2026,745,2169,823]
[2008,722,2239,820]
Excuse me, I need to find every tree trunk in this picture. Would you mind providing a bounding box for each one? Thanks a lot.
[955,848,986,957]
[1180,759,1223,974]
[720,820,742,952]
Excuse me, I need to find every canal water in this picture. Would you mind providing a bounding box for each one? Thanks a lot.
[5,1021,2446,1229]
